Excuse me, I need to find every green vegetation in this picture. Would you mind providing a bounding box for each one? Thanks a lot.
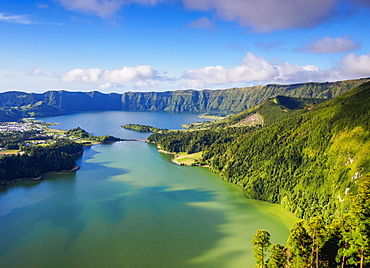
[252,176,370,267]
[0,123,121,186]
[66,127,121,143]
[0,139,82,186]
[122,124,167,133]
[182,95,326,131]
[172,152,203,166]
[149,82,370,222]
[149,127,255,154]
[252,229,271,268]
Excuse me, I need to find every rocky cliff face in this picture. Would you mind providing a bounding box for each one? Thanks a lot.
[119,78,370,113]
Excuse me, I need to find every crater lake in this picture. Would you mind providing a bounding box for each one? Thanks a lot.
[0,111,297,268]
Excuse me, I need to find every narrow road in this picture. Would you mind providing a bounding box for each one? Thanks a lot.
[255,113,264,127]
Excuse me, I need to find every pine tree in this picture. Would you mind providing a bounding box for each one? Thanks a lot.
[306,217,327,267]
[252,230,271,268]
[268,244,287,268]
[350,176,370,268]
[287,220,312,267]
[333,214,356,267]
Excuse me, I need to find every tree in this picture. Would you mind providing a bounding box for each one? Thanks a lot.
[306,216,327,268]
[333,214,357,268]
[349,176,370,268]
[252,230,271,268]
[287,220,312,267]
[268,244,287,268]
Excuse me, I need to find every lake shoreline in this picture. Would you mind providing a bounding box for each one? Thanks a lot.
[155,145,209,167]
[0,131,126,189]
[1,165,80,188]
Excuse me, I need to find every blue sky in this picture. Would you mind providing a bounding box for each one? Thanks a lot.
[0,0,369,93]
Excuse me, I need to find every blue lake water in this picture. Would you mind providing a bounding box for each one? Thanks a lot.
[0,111,296,268]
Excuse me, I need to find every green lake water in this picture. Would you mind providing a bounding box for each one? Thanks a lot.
[0,111,297,268]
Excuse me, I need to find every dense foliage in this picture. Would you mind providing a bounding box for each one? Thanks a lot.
[215,82,370,221]
[148,127,256,154]
[0,139,83,186]
[66,127,121,142]
[182,95,326,131]
[122,124,166,133]
[252,176,370,267]
[149,82,370,224]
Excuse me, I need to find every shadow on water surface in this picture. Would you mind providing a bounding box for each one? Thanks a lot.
[0,167,236,268]
[0,145,134,256]
[0,141,282,268]
[95,186,230,268]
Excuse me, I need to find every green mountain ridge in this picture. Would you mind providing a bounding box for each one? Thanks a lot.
[184,95,327,130]
[0,78,369,121]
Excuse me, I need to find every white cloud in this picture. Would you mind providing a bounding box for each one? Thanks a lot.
[135,80,149,87]
[188,17,213,28]
[102,65,157,83]
[182,52,347,88]
[183,52,278,87]
[129,0,166,5]
[0,13,33,24]
[340,53,370,77]
[61,68,103,82]
[298,36,360,53]
[0,69,69,93]
[60,65,160,89]
[182,0,337,32]
[56,0,123,17]
[28,67,44,76]
[57,0,166,18]
[97,82,112,90]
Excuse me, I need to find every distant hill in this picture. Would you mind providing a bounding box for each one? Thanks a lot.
[0,78,369,121]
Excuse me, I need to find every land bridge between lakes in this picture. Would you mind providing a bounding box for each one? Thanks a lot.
[121,139,148,142]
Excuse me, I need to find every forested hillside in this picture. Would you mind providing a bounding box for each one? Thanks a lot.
[0,78,369,121]
[149,81,370,223]
[251,176,370,267]
[0,140,82,186]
